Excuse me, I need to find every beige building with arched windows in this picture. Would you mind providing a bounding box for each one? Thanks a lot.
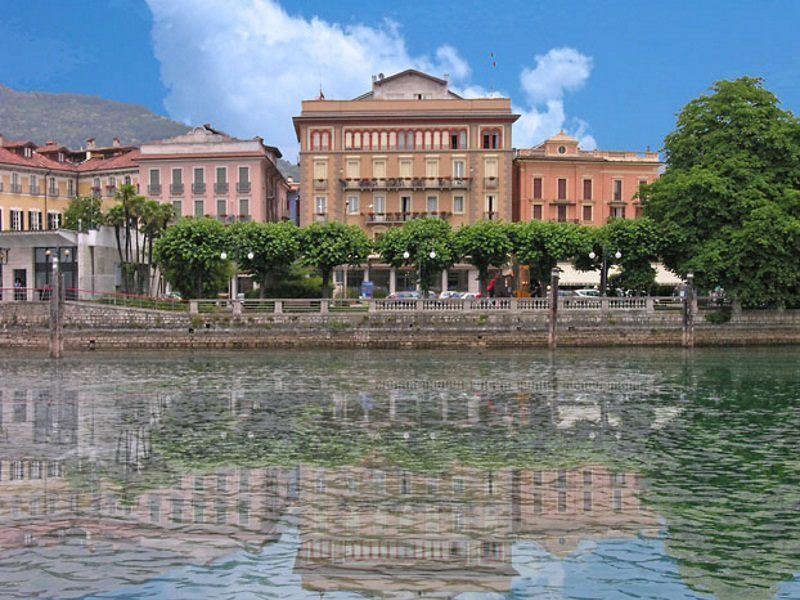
[293,69,519,236]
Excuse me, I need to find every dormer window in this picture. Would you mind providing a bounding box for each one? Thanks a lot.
[24,147,32,158]
[58,152,64,163]
[558,145,567,154]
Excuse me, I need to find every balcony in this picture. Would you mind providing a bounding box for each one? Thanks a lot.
[364,211,452,224]
[339,177,472,192]
[49,188,59,198]
[214,182,229,194]
[105,185,117,197]
[237,182,251,193]
[170,183,185,196]
[484,177,499,189]
[483,211,500,221]
[313,179,328,191]
[91,186,101,199]
[10,183,22,194]
[148,184,162,196]
[192,183,206,194]
[30,186,41,196]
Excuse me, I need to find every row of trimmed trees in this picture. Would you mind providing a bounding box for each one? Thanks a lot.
[152,215,667,298]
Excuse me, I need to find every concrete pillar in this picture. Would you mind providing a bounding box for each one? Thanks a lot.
[189,300,199,315]
[274,300,283,314]
[363,265,370,282]
[389,268,397,295]
[441,269,448,292]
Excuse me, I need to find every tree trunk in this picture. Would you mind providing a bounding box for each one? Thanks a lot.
[321,268,331,299]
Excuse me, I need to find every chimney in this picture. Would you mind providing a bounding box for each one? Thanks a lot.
[0,133,4,147]
[86,138,96,149]
[112,137,121,147]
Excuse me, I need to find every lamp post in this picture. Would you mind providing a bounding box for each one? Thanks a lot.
[220,250,254,300]
[682,272,695,348]
[588,247,622,297]
[403,249,437,295]
[548,267,560,349]
[47,249,64,358]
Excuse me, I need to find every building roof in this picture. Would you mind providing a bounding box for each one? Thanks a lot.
[141,124,282,159]
[76,148,140,172]
[0,145,75,172]
[516,133,661,164]
[352,68,463,101]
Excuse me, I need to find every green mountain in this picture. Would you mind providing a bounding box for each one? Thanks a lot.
[0,84,190,148]
[0,84,300,180]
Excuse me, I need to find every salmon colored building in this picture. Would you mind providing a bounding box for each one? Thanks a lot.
[513,132,662,225]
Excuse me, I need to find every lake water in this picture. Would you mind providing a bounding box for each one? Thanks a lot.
[0,348,799,599]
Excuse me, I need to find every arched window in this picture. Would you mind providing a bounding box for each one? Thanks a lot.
[389,131,397,149]
[441,131,450,149]
[345,131,353,150]
[459,131,467,149]
[312,131,320,151]
[407,131,415,149]
[371,131,379,150]
[380,131,388,150]
[321,131,330,151]
[424,130,432,149]
[415,131,423,149]
[353,131,362,149]
[397,131,405,150]
[433,131,441,149]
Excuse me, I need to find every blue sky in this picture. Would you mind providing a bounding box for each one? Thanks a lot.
[2,0,799,159]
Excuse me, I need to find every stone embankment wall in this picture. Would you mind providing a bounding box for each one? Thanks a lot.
[0,301,799,349]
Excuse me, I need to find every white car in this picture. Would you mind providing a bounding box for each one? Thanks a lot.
[574,288,600,298]
[438,290,463,300]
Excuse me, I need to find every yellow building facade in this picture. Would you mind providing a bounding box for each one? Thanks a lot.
[0,136,139,232]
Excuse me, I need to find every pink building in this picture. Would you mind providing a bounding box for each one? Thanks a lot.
[513,132,662,225]
[138,125,289,223]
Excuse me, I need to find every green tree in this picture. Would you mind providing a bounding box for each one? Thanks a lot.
[63,196,103,232]
[642,77,800,306]
[153,217,231,298]
[510,221,586,296]
[574,218,666,294]
[300,222,371,298]
[228,221,301,298]
[376,219,458,295]
[454,221,512,294]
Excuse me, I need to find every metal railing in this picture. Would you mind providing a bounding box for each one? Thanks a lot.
[192,183,206,194]
[236,182,251,193]
[148,184,162,196]
[214,183,229,194]
[170,183,185,195]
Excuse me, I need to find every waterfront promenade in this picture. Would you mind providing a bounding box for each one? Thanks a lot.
[0,295,798,350]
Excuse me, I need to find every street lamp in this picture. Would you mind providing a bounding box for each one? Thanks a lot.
[403,249,437,295]
[589,248,622,297]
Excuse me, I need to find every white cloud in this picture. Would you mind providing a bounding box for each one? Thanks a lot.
[145,1,595,158]
[513,47,596,148]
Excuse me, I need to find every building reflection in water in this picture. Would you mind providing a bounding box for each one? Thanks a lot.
[0,370,670,598]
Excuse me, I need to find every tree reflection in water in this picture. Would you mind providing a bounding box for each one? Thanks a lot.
[0,349,797,599]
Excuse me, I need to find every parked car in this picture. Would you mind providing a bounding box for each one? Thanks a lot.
[574,288,600,298]
[438,290,463,300]
[386,291,421,300]
[461,292,483,300]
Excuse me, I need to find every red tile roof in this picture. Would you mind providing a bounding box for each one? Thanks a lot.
[76,149,140,172]
[0,146,76,172]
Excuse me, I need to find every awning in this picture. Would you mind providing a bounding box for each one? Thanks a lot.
[556,262,683,287]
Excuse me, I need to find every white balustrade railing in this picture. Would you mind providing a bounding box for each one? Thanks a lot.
[67,295,687,315]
